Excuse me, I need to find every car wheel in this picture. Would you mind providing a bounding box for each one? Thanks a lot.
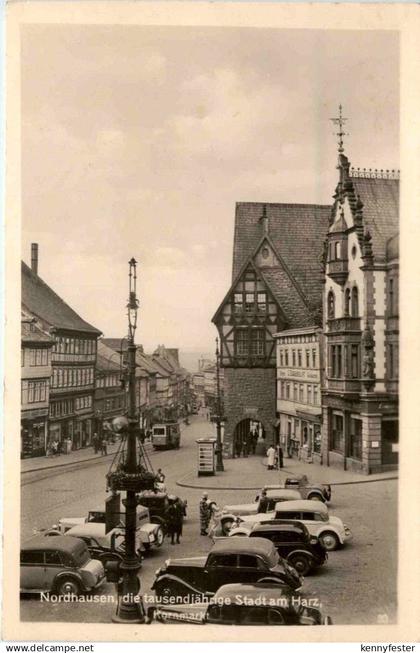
[157,581,188,600]
[154,526,164,547]
[319,531,340,551]
[221,519,235,535]
[55,577,81,597]
[288,553,312,576]
[308,494,324,502]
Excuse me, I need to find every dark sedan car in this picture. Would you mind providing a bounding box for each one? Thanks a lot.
[148,583,332,626]
[246,521,327,575]
[151,537,302,602]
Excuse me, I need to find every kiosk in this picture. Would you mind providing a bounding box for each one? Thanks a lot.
[196,438,216,476]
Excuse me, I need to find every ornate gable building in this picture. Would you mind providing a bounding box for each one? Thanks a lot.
[322,152,399,473]
[212,201,330,456]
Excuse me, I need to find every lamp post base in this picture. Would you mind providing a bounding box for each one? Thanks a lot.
[112,595,146,624]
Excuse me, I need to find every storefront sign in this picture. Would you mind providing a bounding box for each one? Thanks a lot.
[278,369,319,382]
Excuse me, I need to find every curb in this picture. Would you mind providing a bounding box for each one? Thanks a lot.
[21,450,120,475]
[176,473,398,491]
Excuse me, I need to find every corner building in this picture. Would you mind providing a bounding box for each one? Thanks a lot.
[212,202,330,457]
[322,153,399,473]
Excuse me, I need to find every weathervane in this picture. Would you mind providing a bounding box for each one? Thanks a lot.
[330,104,348,154]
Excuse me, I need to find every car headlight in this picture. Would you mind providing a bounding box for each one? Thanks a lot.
[310,537,318,545]
[299,608,318,625]
[149,533,155,542]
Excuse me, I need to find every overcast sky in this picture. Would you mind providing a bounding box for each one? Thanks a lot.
[21,25,399,354]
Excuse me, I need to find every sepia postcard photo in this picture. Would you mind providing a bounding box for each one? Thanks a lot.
[3,0,420,644]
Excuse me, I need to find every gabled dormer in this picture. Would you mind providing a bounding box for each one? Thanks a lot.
[212,261,286,368]
[326,204,349,286]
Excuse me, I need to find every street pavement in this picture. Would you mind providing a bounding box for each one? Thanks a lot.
[20,414,398,626]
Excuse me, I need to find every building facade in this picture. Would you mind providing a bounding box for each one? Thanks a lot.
[22,249,101,451]
[275,327,322,463]
[21,317,54,458]
[94,339,126,431]
[321,153,399,473]
[213,202,330,457]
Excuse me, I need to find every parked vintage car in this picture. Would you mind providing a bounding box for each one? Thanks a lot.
[136,491,187,528]
[151,537,303,601]
[20,534,105,596]
[263,474,331,503]
[230,521,327,576]
[53,503,164,551]
[50,522,142,564]
[231,500,351,551]
[147,583,332,626]
[218,489,301,535]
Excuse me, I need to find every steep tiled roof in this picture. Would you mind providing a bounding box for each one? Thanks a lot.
[231,202,330,316]
[349,176,399,262]
[96,340,122,372]
[261,268,314,328]
[22,262,101,335]
[21,320,53,344]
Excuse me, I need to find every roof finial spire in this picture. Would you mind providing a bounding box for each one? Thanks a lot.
[330,104,348,155]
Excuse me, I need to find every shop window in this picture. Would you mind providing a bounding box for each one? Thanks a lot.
[350,418,362,460]
[332,413,344,452]
[313,428,321,454]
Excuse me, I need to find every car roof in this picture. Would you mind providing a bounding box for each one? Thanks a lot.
[66,523,109,537]
[251,521,308,534]
[265,489,301,499]
[274,500,328,512]
[214,583,294,603]
[22,534,87,553]
[211,536,274,557]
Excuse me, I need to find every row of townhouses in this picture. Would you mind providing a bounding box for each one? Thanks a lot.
[212,149,399,474]
[21,247,193,458]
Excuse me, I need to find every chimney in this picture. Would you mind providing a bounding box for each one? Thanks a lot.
[260,205,269,235]
[31,243,39,275]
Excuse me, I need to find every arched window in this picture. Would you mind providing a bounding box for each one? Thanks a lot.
[327,291,335,319]
[351,286,359,317]
[344,288,351,316]
[334,242,341,260]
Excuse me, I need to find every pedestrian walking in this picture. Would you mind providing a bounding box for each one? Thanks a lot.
[156,468,165,483]
[278,446,284,469]
[92,433,99,454]
[164,496,179,545]
[199,493,210,536]
[258,489,270,513]
[266,445,276,470]
[101,436,108,456]
[173,497,184,544]
[207,501,220,536]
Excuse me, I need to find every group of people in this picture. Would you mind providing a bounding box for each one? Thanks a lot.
[266,444,284,470]
[92,433,108,456]
[199,492,219,536]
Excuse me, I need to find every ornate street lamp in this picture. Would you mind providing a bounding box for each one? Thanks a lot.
[111,258,145,624]
[215,337,224,472]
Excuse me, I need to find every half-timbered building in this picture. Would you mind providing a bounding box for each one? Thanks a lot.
[212,202,330,457]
